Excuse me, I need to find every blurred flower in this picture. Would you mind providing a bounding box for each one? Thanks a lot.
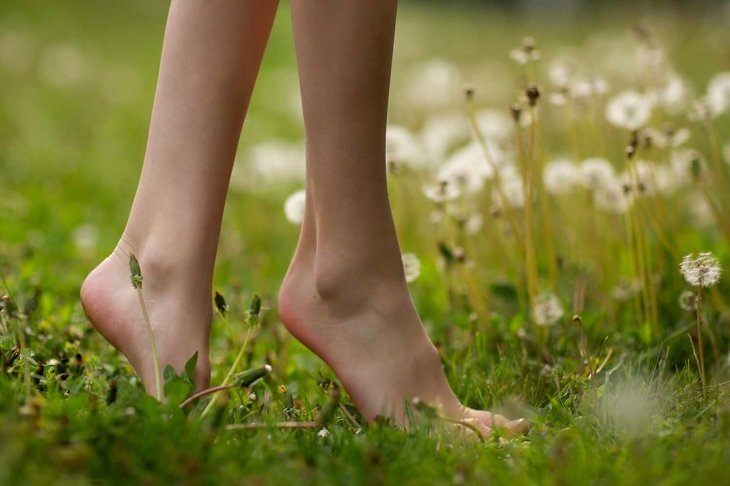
[475,109,514,143]
[688,98,712,122]
[533,292,564,326]
[38,42,91,88]
[641,126,690,149]
[72,223,99,253]
[707,72,730,117]
[548,59,576,89]
[386,125,426,169]
[594,178,632,214]
[493,171,525,209]
[464,212,483,234]
[605,90,652,131]
[284,190,306,225]
[233,141,305,190]
[649,73,687,114]
[579,157,615,191]
[420,113,469,160]
[680,252,722,287]
[406,59,462,111]
[612,278,641,301]
[422,181,461,203]
[678,290,698,311]
[317,428,329,438]
[435,142,493,196]
[402,253,421,283]
[509,37,540,65]
[572,77,609,100]
[543,157,580,195]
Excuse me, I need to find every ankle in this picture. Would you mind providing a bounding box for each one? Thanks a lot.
[112,233,213,294]
[313,256,407,305]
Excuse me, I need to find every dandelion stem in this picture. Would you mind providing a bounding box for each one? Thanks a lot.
[696,286,707,398]
[136,288,162,402]
[200,325,255,418]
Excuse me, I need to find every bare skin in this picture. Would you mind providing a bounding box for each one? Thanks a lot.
[80,0,527,436]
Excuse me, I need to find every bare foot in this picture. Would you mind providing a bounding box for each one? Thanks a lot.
[80,241,211,397]
[278,257,528,437]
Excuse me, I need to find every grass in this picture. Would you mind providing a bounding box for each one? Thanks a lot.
[2,1,730,484]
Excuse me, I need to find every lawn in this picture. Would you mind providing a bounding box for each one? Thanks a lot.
[2,1,730,484]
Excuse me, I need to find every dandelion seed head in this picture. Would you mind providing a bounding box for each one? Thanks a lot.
[533,292,564,326]
[386,125,426,169]
[284,190,306,225]
[649,73,687,114]
[72,223,99,253]
[422,180,461,203]
[39,42,90,88]
[543,158,580,195]
[406,59,462,111]
[612,278,642,301]
[707,72,730,117]
[402,253,421,283]
[679,252,722,287]
[605,90,652,131]
[678,290,698,312]
[420,113,469,160]
[493,172,525,209]
[476,109,514,143]
[234,141,305,190]
[579,157,615,191]
[594,178,633,214]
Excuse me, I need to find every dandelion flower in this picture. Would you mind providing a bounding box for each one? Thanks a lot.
[402,253,421,283]
[533,292,564,326]
[422,180,461,203]
[594,178,632,214]
[284,190,306,225]
[605,90,652,131]
[420,113,469,160]
[678,290,698,312]
[707,72,730,117]
[543,158,580,195]
[680,252,722,287]
[579,157,615,191]
[386,125,425,169]
[406,59,462,111]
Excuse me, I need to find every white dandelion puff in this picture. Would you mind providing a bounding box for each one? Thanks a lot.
[420,113,469,161]
[594,178,632,214]
[579,157,615,191]
[605,90,652,131]
[678,290,698,312]
[679,252,722,287]
[284,190,307,225]
[707,72,730,117]
[402,253,421,283]
[543,158,580,195]
[386,125,426,169]
[533,292,564,326]
[422,180,461,203]
[406,59,462,111]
